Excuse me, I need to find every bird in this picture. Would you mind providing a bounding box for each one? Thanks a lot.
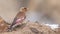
[8,7,28,31]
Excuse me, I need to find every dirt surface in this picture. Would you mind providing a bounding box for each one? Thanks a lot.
[0,22,59,34]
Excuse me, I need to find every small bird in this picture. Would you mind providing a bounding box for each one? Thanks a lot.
[9,7,28,31]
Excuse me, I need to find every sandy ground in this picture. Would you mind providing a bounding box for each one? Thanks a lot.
[0,22,59,34]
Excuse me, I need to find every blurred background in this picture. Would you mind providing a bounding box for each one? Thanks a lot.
[0,0,60,25]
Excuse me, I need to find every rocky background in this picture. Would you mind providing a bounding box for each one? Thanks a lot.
[0,22,59,34]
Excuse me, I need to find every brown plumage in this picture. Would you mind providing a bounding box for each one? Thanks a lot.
[9,7,28,31]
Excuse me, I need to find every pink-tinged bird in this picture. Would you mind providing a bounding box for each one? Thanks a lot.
[9,7,28,31]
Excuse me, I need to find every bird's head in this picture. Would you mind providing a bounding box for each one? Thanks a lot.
[20,7,29,13]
